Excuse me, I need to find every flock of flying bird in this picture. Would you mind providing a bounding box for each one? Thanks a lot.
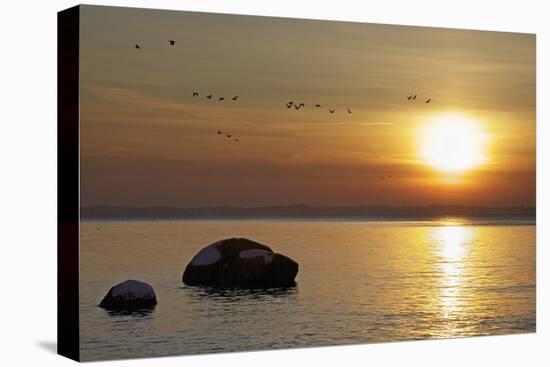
[192,92,241,142]
[133,40,433,150]
[407,94,431,103]
[284,101,353,115]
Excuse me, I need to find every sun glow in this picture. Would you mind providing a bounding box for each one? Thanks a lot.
[419,113,488,173]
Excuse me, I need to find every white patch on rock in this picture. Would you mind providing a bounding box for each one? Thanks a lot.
[239,249,274,264]
[190,241,222,266]
[111,280,156,300]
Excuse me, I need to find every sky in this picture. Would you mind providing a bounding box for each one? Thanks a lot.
[79,5,536,208]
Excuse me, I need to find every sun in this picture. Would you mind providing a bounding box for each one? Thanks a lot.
[418,113,488,173]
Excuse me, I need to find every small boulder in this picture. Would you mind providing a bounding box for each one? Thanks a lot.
[182,238,298,287]
[99,280,157,310]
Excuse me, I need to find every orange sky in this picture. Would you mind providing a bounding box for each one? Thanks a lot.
[79,5,535,207]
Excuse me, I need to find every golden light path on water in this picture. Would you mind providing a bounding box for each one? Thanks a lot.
[431,221,474,335]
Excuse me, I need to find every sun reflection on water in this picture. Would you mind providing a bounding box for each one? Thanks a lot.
[431,224,475,334]
[436,225,472,261]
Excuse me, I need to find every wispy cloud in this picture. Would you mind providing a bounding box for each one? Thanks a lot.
[318,121,393,127]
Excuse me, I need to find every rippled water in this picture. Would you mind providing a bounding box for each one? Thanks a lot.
[80,219,535,361]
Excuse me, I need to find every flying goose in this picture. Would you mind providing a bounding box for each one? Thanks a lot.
[206,94,213,99]
[218,97,225,101]
[232,96,239,101]
[347,108,352,114]
[192,92,199,97]
[425,98,431,103]
[168,40,175,46]
[329,109,335,114]
[135,44,141,49]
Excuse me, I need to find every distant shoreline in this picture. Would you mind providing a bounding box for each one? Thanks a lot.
[81,205,536,221]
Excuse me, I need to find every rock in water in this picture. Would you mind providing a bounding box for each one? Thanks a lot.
[182,238,299,287]
[99,280,157,310]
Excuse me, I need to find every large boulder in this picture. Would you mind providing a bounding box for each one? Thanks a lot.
[182,238,298,287]
[99,280,157,310]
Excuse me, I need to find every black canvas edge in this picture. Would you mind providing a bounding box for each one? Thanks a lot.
[58,4,80,362]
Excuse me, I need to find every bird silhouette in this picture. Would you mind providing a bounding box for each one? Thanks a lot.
[226,133,232,138]
[407,95,412,100]
[413,95,417,100]
[347,108,352,114]
[234,138,240,142]
[135,44,141,49]
[168,40,175,46]
[232,96,239,101]
[192,92,199,97]
[329,109,335,114]
[286,101,294,108]
[294,104,301,110]
[218,97,225,101]
[315,104,321,107]
[206,94,213,99]
[217,130,223,135]
[425,98,431,103]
